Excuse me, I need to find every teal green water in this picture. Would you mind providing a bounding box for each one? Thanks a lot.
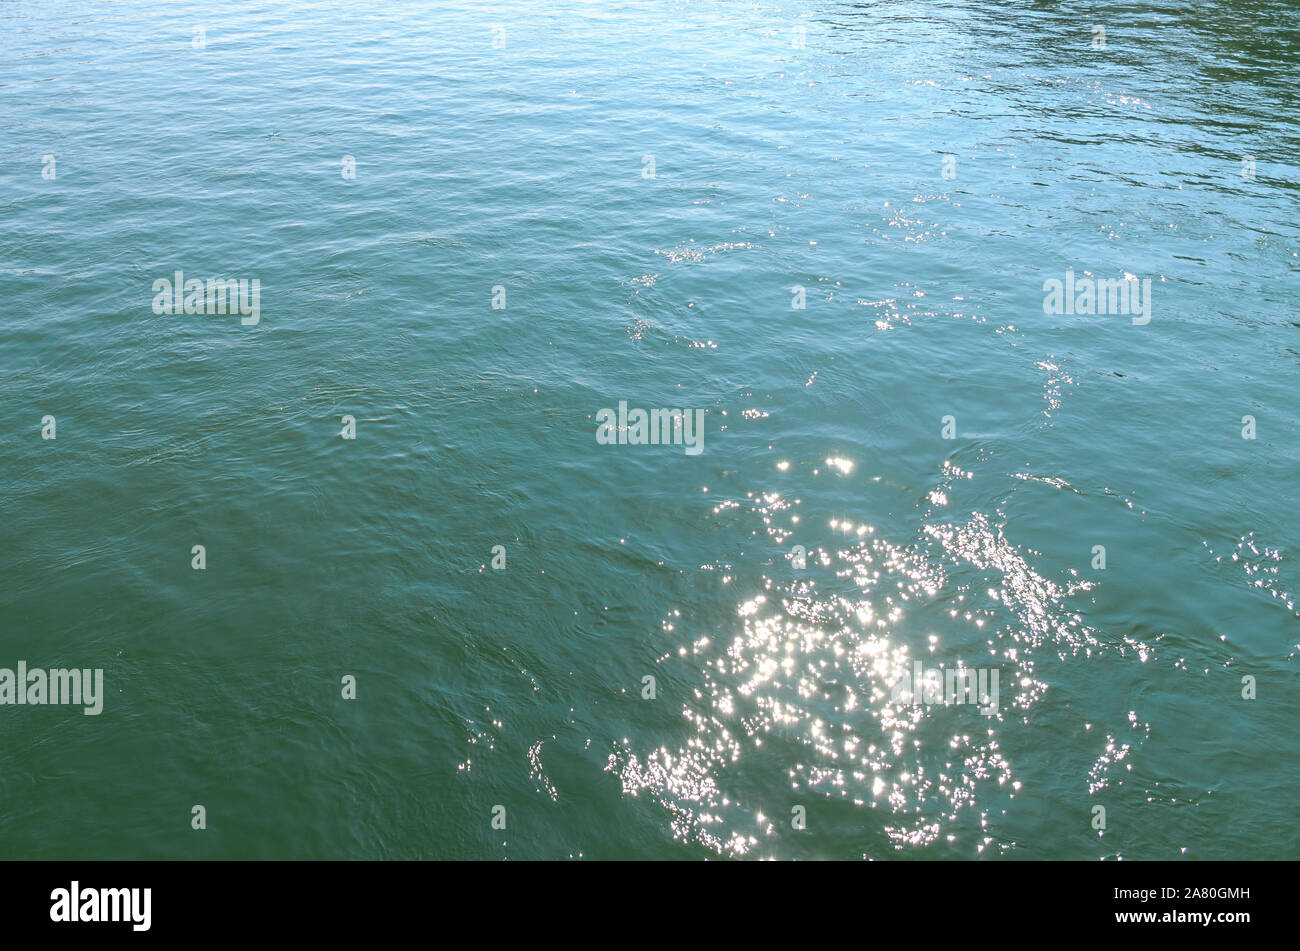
[2,0,1298,860]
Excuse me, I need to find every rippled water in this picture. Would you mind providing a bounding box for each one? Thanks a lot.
[1,0,1297,859]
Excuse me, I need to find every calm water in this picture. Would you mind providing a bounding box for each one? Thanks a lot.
[2,0,1298,860]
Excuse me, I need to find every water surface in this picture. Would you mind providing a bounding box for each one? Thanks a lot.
[1,0,1298,859]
